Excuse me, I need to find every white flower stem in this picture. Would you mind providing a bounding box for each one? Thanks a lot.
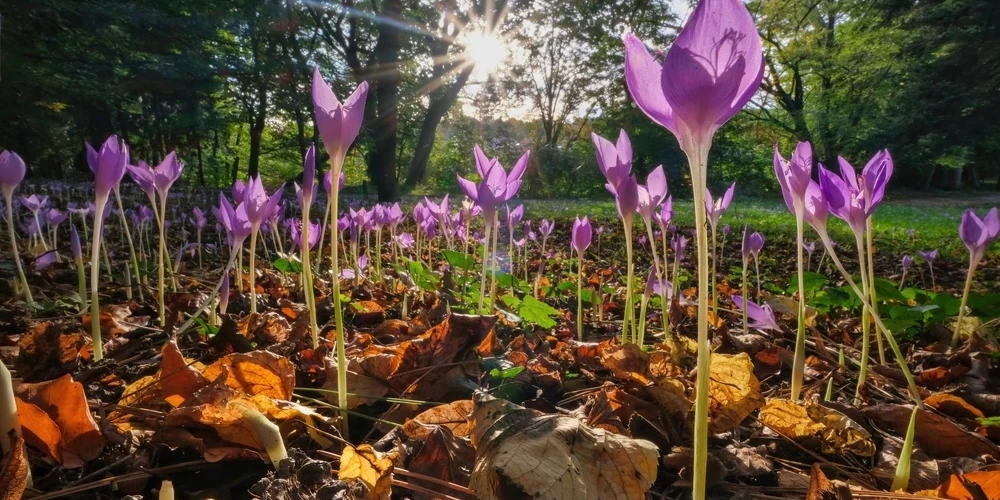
[623,221,635,344]
[114,188,143,300]
[791,214,807,401]
[687,143,711,500]
[577,248,584,341]
[90,198,108,361]
[4,196,33,304]
[951,257,978,348]
[866,217,885,365]
[329,156,349,437]
[854,231,872,405]
[158,196,168,326]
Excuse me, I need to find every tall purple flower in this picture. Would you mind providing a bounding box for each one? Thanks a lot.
[243,176,285,231]
[312,68,369,165]
[952,207,999,347]
[818,151,893,236]
[623,0,763,154]
[152,152,184,199]
[0,150,27,201]
[572,216,593,256]
[86,136,129,203]
[959,208,999,266]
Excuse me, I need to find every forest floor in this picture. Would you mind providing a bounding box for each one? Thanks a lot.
[2,189,999,499]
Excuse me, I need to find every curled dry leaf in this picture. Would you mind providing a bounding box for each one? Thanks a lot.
[16,374,106,467]
[0,434,29,500]
[202,350,295,400]
[406,425,475,500]
[338,444,398,500]
[759,399,875,456]
[863,404,1000,459]
[468,392,659,500]
[925,393,984,420]
[165,393,332,454]
[708,353,762,433]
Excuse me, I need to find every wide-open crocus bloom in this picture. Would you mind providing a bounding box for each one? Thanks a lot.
[918,249,937,262]
[218,194,252,250]
[959,208,999,265]
[705,183,735,227]
[20,194,47,214]
[731,295,781,332]
[818,151,893,235]
[312,68,369,165]
[623,0,763,155]
[291,220,322,250]
[0,150,26,200]
[86,136,129,202]
[457,146,530,216]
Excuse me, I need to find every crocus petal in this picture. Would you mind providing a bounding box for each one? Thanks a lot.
[0,150,27,198]
[660,0,763,135]
[623,33,677,136]
[646,165,667,203]
[508,150,530,182]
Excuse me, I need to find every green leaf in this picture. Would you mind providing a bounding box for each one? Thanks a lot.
[786,271,828,297]
[978,416,1000,427]
[889,305,923,322]
[489,366,525,379]
[513,295,561,329]
[406,259,439,292]
[273,258,302,273]
[968,293,1000,319]
[442,249,476,270]
[929,293,961,317]
[873,278,907,302]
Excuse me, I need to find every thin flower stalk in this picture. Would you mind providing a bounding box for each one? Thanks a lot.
[866,218,886,365]
[113,187,142,300]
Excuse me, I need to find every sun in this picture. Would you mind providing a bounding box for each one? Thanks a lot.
[462,31,507,80]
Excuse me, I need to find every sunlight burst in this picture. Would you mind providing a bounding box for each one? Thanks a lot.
[462,31,507,80]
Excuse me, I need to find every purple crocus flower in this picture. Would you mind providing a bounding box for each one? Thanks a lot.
[741,224,752,264]
[731,295,781,332]
[637,165,668,222]
[20,194,47,214]
[218,194,252,249]
[902,255,913,270]
[774,142,814,216]
[152,152,184,198]
[291,220,322,250]
[192,207,207,230]
[748,232,765,263]
[959,208,1000,266]
[917,249,937,263]
[232,179,247,205]
[507,204,524,229]
[615,175,640,224]
[655,197,673,234]
[818,150,893,235]
[705,183,735,227]
[128,161,157,204]
[312,68,369,164]
[46,208,67,228]
[322,170,346,195]
[457,146,530,215]
[571,216,592,256]
[671,234,688,261]
[722,224,730,237]
[0,150,27,200]
[593,130,633,195]
[243,176,285,230]
[397,232,415,249]
[623,0,763,154]
[302,144,317,204]
[539,219,554,239]
[86,136,129,202]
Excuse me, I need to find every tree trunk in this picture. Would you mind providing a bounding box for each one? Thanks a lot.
[367,0,403,202]
[231,128,243,183]
[197,136,205,185]
[404,66,474,188]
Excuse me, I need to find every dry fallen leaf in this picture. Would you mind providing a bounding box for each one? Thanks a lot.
[16,374,106,467]
[937,470,1000,500]
[401,400,474,441]
[806,463,839,500]
[202,350,295,400]
[863,404,1000,459]
[759,399,874,456]
[468,392,659,500]
[15,397,62,463]
[0,434,29,500]
[338,444,397,500]
[160,339,208,406]
[708,353,762,433]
